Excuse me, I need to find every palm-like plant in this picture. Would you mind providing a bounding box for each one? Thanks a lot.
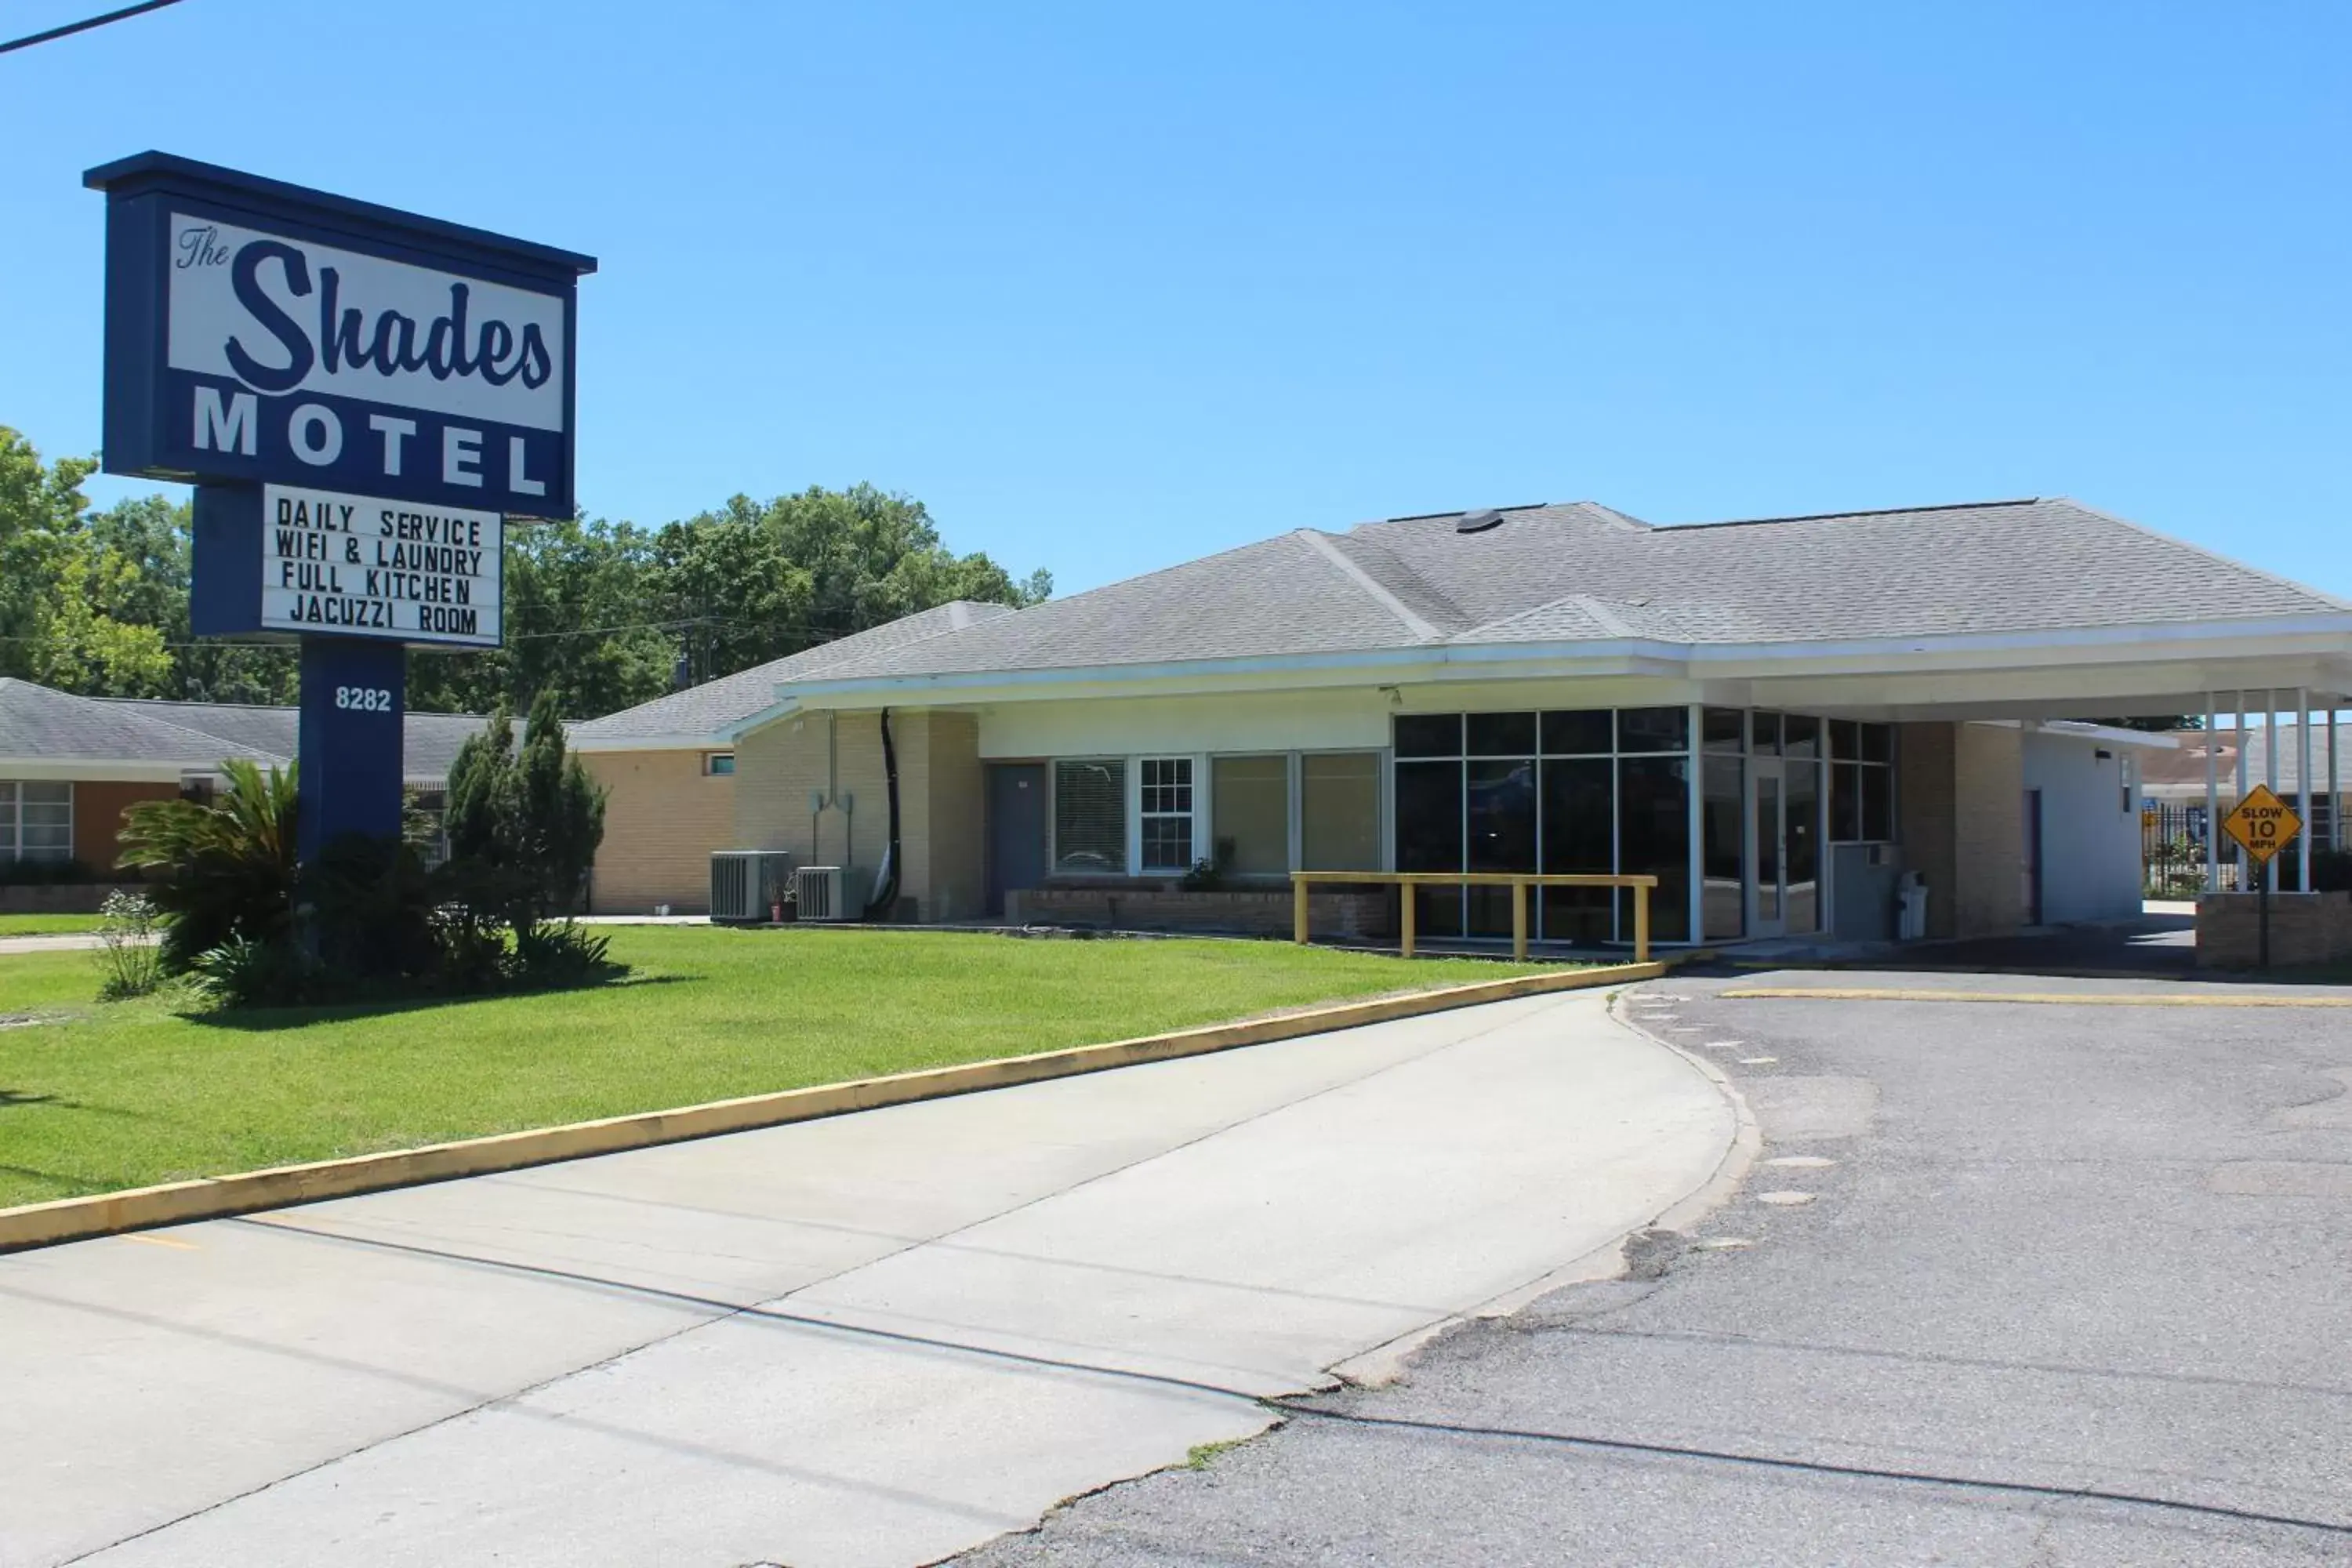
[117,759,299,971]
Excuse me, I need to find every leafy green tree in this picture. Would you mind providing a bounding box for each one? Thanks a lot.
[648,485,1051,685]
[408,515,673,718]
[24,543,176,695]
[0,427,97,682]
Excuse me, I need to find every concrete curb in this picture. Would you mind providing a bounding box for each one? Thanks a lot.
[0,960,1670,1255]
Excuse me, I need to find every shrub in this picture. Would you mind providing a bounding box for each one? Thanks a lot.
[93,888,164,1000]
[117,759,298,971]
[307,833,445,985]
[506,921,619,990]
[187,934,318,1009]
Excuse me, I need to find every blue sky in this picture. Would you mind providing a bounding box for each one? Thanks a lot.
[4,1,2346,598]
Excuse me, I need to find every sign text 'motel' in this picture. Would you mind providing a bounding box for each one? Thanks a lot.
[87,153,593,861]
[89,154,594,523]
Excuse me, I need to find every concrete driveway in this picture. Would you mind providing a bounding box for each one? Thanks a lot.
[956,971,2352,1566]
[0,987,1734,1568]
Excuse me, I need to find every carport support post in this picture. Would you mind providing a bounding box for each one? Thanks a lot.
[2331,706,2340,851]
[2298,688,2312,892]
[2264,693,2279,897]
[2234,689,2249,889]
[2203,691,2219,893]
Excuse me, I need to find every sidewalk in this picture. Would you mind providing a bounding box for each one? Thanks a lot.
[3,989,1734,1568]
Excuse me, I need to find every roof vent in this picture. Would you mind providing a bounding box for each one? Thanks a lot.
[1456,508,1504,535]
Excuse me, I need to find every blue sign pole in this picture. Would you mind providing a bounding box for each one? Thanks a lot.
[295,637,408,865]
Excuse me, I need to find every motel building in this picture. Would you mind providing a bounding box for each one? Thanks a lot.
[567,497,2352,952]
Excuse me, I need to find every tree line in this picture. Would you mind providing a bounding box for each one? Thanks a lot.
[0,425,1051,719]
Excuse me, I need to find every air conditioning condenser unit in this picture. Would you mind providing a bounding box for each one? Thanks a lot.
[795,865,869,924]
[710,850,796,923]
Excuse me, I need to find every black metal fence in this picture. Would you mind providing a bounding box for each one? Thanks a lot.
[2141,803,2233,897]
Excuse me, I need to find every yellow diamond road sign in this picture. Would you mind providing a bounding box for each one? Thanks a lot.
[2222,783,2302,866]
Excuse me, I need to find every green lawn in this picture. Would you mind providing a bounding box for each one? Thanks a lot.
[0,914,105,937]
[0,926,1573,1208]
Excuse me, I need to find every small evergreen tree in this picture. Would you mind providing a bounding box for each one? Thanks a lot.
[443,693,605,929]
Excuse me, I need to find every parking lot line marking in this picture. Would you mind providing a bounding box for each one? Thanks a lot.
[119,1232,197,1250]
[1723,987,2352,1008]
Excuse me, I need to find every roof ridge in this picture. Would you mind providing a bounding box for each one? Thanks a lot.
[1292,529,1441,643]
[1670,498,2042,530]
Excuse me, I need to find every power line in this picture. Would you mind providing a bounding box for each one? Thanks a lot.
[0,0,184,56]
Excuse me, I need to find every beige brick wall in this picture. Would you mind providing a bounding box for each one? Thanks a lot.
[582,750,735,914]
[1896,720,2027,940]
[733,708,986,922]
[910,711,985,923]
[735,710,891,877]
[1952,721,2025,938]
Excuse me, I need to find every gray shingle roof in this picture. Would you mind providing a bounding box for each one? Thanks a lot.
[0,679,274,766]
[568,600,1018,743]
[0,680,492,785]
[794,498,2350,687]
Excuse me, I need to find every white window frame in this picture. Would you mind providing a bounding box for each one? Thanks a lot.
[2,779,74,865]
[1134,755,1200,874]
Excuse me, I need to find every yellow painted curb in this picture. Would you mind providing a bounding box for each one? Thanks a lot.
[0,959,1668,1254]
[1723,985,2352,1007]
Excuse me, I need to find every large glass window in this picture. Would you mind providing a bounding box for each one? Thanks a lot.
[1541,710,1613,756]
[1467,757,1537,937]
[1618,756,1690,943]
[2,781,73,864]
[1830,723,1897,843]
[1053,759,1126,873]
[1139,757,1196,871]
[1618,707,1690,753]
[1302,753,1381,869]
[1394,714,1462,758]
[1210,755,1287,877]
[1540,757,1613,944]
[1395,762,1463,873]
[1702,757,1744,942]
[1466,711,1537,757]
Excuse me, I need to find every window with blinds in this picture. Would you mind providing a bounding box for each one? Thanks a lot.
[1053,759,1126,873]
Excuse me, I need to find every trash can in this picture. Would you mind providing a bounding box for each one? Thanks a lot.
[1896,872,1929,942]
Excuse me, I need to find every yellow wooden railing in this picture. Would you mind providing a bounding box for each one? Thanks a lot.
[1290,871,1659,962]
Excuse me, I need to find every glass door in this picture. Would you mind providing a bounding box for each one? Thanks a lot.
[1750,758,1787,939]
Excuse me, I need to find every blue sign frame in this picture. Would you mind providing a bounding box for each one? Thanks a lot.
[85,152,597,517]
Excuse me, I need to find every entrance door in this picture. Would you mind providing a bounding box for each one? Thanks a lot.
[1751,759,1787,939]
[985,764,1047,917]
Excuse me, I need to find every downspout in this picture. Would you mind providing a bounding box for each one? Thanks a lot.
[863,707,902,920]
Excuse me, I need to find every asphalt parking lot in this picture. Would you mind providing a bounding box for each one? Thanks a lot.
[960,969,2352,1567]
